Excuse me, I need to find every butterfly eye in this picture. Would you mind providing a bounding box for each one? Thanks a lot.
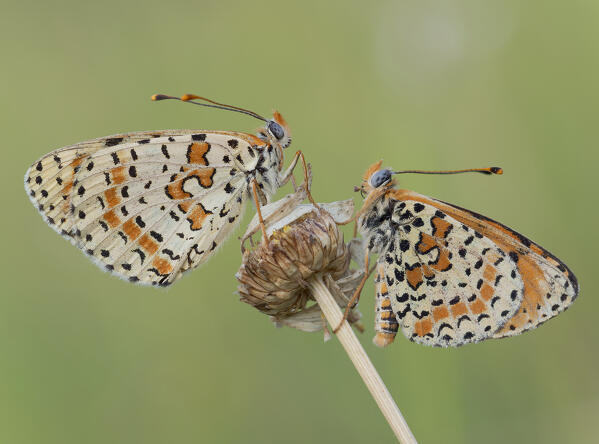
[370,169,392,188]
[268,121,285,140]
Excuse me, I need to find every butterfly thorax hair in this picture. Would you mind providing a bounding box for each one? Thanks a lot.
[253,110,292,200]
[252,142,284,199]
[359,195,398,256]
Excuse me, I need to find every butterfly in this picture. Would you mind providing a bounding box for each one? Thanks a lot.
[24,94,313,287]
[342,161,579,347]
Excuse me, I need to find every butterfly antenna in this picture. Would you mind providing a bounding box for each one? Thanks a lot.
[393,167,503,176]
[151,93,268,122]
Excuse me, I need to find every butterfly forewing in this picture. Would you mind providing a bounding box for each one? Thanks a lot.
[26,130,267,286]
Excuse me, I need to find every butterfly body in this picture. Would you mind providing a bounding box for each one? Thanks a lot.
[25,104,299,286]
[358,162,579,347]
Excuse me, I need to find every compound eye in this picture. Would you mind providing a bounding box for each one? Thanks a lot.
[268,121,285,140]
[370,169,392,188]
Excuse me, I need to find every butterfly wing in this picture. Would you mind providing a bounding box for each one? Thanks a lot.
[25,130,265,286]
[24,130,201,241]
[379,198,524,347]
[381,189,578,346]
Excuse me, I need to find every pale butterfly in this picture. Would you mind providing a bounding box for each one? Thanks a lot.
[337,162,578,347]
[24,94,313,286]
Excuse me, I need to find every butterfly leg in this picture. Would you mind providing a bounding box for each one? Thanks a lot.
[279,150,320,209]
[297,151,320,209]
[251,179,269,245]
[278,151,300,186]
[333,249,372,333]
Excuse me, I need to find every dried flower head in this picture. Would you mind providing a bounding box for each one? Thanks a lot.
[236,202,363,333]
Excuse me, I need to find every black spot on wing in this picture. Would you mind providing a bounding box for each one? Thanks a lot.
[162,249,181,260]
[150,231,163,242]
[105,137,123,147]
[133,248,146,263]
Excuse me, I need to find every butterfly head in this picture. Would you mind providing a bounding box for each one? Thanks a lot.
[258,111,292,149]
[358,161,395,197]
[370,169,393,188]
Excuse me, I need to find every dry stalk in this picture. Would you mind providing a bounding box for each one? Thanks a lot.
[236,201,417,443]
[308,274,417,444]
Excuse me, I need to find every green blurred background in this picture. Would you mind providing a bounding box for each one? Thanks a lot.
[2,1,598,442]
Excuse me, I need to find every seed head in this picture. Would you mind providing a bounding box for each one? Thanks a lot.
[236,205,363,333]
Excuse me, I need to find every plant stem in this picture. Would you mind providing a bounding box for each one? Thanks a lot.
[308,274,417,444]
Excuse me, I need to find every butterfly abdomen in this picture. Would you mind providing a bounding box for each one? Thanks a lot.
[373,263,400,347]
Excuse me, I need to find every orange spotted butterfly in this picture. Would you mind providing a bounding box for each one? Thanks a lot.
[24,94,310,286]
[354,161,578,347]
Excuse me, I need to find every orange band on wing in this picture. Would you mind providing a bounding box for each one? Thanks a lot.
[431,216,453,239]
[104,188,120,208]
[405,265,423,290]
[111,166,126,184]
[469,298,486,315]
[433,306,449,321]
[152,257,173,275]
[495,254,548,334]
[103,209,121,228]
[187,203,212,231]
[187,142,210,165]
[414,318,433,337]
[451,302,468,318]
[139,234,159,255]
[123,218,141,240]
